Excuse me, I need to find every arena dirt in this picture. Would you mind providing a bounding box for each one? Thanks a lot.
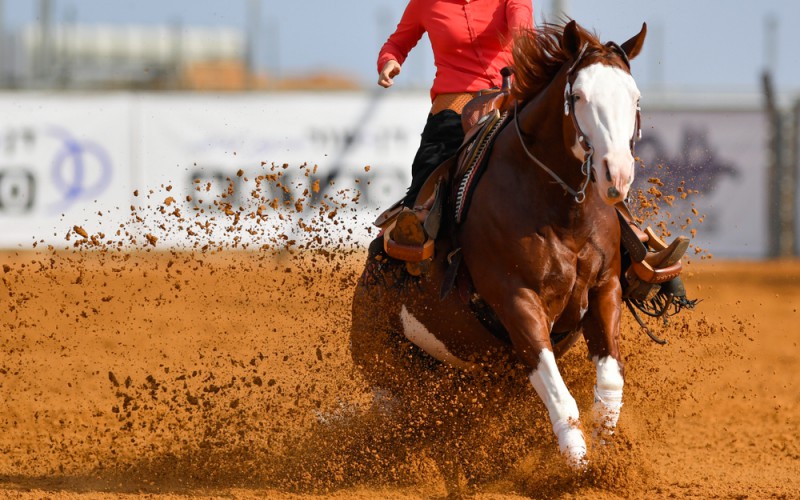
[0,167,798,499]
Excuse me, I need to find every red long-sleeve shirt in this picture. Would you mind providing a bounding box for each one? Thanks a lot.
[378,0,533,101]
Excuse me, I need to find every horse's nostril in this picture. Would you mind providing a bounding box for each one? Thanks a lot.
[607,186,620,199]
[604,159,612,182]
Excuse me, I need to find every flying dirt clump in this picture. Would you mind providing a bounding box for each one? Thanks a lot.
[631,159,712,260]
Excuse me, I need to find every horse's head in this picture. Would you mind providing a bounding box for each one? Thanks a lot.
[562,21,646,205]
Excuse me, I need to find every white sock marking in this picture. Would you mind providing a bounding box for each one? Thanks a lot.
[528,349,586,467]
[592,355,624,432]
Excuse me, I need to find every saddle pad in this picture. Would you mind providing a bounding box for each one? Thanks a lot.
[454,110,510,224]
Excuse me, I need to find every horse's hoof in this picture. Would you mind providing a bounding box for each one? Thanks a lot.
[562,441,588,469]
[592,424,617,446]
[554,418,587,468]
[564,446,589,470]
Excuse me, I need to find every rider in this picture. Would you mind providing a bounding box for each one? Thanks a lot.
[377,0,534,248]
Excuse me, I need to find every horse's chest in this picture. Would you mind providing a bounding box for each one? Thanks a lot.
[553,285,590,331]
[543,253,602,329]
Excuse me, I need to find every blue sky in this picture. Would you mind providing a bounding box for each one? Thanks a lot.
[4,0,800,93]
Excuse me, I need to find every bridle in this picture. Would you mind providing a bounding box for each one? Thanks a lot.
[513,41,642,204]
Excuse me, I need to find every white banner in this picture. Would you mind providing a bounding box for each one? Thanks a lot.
[0,94,133,247]
[796,105,800,256]
[0,92,774,257]
[135,92,428,248]
[635,110,768,258]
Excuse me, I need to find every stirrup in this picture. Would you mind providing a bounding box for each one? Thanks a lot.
[630,234,689,285]
[645,235,689,267]
[383,209,434,269]
[639,234,689,281]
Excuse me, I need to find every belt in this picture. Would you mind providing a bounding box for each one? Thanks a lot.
[431,92,477,115]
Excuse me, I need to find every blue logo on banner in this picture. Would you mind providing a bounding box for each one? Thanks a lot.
[47,127,113,212]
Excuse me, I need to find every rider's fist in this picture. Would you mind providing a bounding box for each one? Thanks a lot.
[378,60,402,88]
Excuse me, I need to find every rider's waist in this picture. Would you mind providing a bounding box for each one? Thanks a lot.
[431,92,477,115]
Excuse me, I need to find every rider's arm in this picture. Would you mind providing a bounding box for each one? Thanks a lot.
[506,0,534,32]
[376,0,426,80]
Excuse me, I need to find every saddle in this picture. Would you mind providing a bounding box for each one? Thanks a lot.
[460,67,515,133]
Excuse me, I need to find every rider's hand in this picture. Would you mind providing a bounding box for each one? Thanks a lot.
[378,60,401,88]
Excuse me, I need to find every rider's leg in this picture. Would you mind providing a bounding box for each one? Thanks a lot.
[390,110,463,260]
[402,110,464,208]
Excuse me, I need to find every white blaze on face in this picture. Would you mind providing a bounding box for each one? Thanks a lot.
[399,305,474,370]
[571,63,640,204]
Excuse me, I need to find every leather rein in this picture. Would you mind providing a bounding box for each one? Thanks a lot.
[513,41,642,204]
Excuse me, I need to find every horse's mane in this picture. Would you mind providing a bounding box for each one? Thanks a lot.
[512,22,605,102]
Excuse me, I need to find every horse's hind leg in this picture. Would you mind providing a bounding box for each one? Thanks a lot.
[349,238,405,391]
[592,355,624,437]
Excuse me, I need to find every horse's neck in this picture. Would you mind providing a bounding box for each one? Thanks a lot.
[517,70,581,168]
[511,70,606,229]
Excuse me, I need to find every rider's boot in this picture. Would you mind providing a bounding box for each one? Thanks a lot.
[385,208,433,276]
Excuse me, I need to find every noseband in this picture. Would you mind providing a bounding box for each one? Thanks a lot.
[513,41,642,203]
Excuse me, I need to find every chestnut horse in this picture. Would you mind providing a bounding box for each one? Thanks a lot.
[351,21,647,471]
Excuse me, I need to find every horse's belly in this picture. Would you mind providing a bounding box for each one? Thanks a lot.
[399,305,478,370]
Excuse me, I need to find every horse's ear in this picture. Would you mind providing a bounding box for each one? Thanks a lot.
[621,22,647,60]
[562,20,582,57]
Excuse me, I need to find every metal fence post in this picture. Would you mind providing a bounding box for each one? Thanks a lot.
[763,72,781,257]
[790,99,800,256]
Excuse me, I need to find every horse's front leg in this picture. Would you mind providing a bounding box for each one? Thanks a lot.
[529,347,588,466]
[502,291,587,467]
[584,278,625,438]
